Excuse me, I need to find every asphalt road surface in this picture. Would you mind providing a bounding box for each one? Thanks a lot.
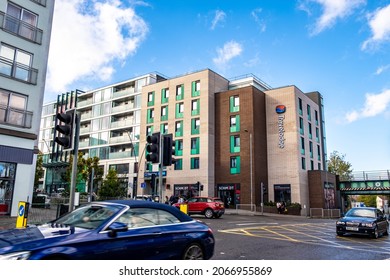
[198,213,390,260]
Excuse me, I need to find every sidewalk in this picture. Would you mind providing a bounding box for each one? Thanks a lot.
[0,216,17,230]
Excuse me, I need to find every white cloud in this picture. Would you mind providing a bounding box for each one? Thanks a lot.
[46,0,148,94]
[362,5,390,50]
[375,64,390,75]
[345,89,390,122]
[210,10,226,30]
[213,41,243,69]
[302,0,366,35]
[251,8,266,33]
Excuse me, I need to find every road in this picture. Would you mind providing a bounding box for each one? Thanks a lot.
[197,213,390,260]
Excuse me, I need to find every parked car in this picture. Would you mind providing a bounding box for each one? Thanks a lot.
[0,200,215,260]
[336,207,389,238]
[173,196,225,218]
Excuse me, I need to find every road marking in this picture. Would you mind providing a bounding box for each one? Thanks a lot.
[236,222,278,226]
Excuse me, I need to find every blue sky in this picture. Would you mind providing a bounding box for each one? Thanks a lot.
[45,0,390,172]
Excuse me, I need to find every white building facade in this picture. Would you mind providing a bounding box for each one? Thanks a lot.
[0,0,55,216]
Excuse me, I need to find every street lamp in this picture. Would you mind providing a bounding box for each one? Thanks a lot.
[126,130,139,198]
[244,129,253,211]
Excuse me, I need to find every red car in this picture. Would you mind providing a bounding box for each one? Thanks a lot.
[173,196,225,218]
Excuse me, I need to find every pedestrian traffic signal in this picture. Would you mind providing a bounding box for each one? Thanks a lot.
[162,133,176,166]
[55,109,75,150]
[146,132,160,163]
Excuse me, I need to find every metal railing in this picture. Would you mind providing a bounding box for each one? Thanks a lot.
[0,12,43,44]
[0,57,38,84]
[0,105,33,128]
[309,208,340,218]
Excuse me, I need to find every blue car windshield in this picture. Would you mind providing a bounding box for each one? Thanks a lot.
[346,208,375,218]
[54,204,123,229]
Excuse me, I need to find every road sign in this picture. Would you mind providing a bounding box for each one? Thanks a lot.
[141,182,146,189]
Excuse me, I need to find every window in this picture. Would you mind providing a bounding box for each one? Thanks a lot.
[307,104,311,121]
[317,145,321,160]
[175,139,183,156]
[315,110,319,126]
[315,127,320,142]
[299,117,304,135]
[0,89,31,128]
[146,125,153,135]
[191,99,199,116]
[191,80,200,97]
[298,98,303,115]
[230,156,240,174]
[308,123,312,139]
[191,118,200,134]
[161,106,168,121]
[147,91,154,106]
[4,3,42,43]
[174,158,183,170]
[230,115,240,132]
[309,141,313,158]
[190,137,200,155]
[230,135,240,153]
[116,208,180,228]
[160,123,168,134]
[230,96,240,112]
[300,137,305,155]
[0,43,37,84]
[175,102,184,118]
[191,157,200,169]
[176,84,184,100]
[301,157,306,170]
[161,88,169,104]
[147,108,154,124]
[175,121,183,137]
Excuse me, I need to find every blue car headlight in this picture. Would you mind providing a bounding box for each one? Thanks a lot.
[336,221,345,225]
[0,251,31,260]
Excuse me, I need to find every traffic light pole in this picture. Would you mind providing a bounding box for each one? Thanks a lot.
[69,112,80,212]
[159,133,164,202]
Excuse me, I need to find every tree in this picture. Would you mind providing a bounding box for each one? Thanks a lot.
[34,152,44,190]
[358,195,377,207]
[63,152,103,194]
[327,151,353,181]
[98,169,126,198]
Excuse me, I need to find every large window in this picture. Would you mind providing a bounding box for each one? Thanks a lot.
[190,157,200,169]
[175,121,183,137]
[230,135,240,153]
[176,84,184,100]
[230,156,240,174]
[229,96,239,112]
[161,106,168,121]
[191,80,200,97]
[0,89,31,128]
[4,3,42,43]
[191,99,200,116]
[0,43,37,84]
[191,118,200,135]
[230,115,240,132]
[190,137,200,155]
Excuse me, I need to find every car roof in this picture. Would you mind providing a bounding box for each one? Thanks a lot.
[95,200,193,222]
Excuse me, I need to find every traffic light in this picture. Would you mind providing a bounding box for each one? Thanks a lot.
[55,109,75,150]
[146,132,160,163]
[162,133,176,166]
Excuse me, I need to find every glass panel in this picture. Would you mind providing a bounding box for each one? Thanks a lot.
[0,91,9,106]
[9,94,26,110]
[15,50,31,66]
[0,45,15,61]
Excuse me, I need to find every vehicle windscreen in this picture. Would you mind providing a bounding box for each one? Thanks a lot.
[346,208,375,218]
[54,204,123,229]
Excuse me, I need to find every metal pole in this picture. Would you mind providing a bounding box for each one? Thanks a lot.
[250,133,253,211]
[159,134,163,202]
[261,182,264,215]
[89,167,94,202]
[69,113,80,212]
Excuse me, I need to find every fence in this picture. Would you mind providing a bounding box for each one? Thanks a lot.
[309,208,341,218]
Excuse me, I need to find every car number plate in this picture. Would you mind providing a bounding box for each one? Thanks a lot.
[346,227,359,231]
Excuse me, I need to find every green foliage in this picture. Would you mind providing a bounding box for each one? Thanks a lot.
[34,152,44,189]
[327,151,353,181]
[358,195,377,207]
[98,169,127,198]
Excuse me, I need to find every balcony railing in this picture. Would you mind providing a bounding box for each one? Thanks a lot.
[109,151,132,159]
[110,118,134,128]
[0,57,38,85]
[30,0,47,6]
[113,87,135,98]
[0,105,33,128]
[0,12,43,44]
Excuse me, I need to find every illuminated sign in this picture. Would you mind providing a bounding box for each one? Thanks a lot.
[276,105,286,149]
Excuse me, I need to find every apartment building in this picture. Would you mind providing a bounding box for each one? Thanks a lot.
[0,0,54,216]
[39,73,166,197]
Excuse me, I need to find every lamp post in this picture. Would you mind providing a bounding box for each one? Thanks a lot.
[245,129,253,211]
[126,130,138,198]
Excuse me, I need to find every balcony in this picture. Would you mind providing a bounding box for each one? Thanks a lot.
[77,98,93,107]
[110,118,134,128]
[0,105,33,128]
[79,126,91,134]
[0,12,43,44]
[0,58,38,85]
[109,135,129,144]
[112,103,134,113]
[113,87,135,98]
[109,151,132,159]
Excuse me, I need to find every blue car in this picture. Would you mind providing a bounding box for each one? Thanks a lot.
[0,200,215,260]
